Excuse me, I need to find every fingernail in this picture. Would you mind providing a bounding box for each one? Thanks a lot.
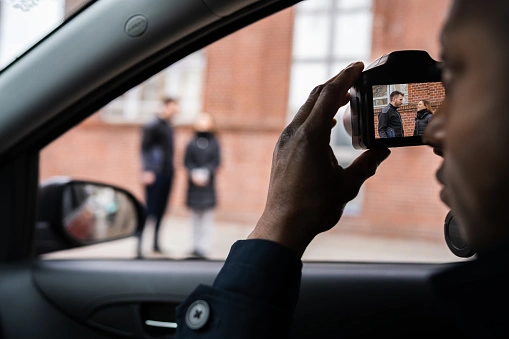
[347,61,360,68]
[310,85,322,95]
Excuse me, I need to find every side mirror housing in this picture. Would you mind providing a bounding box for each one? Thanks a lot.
[35,177,146,255]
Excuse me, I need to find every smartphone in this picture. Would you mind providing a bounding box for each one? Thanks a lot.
[349,50,443,149]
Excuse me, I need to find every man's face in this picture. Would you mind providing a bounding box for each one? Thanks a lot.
[424,3,509,251]
[194,113,214,132]
[160,101,179,120]
[391,95,404,107]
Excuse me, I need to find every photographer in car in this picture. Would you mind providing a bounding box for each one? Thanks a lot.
[177,1,509,337]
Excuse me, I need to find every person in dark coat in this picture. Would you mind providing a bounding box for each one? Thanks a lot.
[413,99,434,136]
[140,97,179,254]
[378,90,405,138]
[184,112,221,258]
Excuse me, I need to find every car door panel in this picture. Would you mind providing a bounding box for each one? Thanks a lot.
[0,264,111,339]
[295,262,462,338]
[0,259,464,338]
[31,260,221,338]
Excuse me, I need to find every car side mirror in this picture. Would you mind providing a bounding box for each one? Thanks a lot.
[35,177,146,255]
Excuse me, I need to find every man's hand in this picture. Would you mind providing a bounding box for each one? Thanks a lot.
[248,62,391,256]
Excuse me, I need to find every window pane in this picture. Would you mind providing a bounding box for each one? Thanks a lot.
[288,62,327,119]
[332,61,354,76]
[391,84,408,95]
[101,51,205,124]
[39,2,458,264]
[373,85,387,98]
[334,119,353,148]
[165,52,206,124]
[333,12,372,59]
[374,98,388,107]
[297,0,332,11]
[390,84,409,104]
[293,14,331,59]
[336,0,372,10]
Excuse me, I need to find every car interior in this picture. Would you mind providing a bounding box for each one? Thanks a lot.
[0,0,475,338]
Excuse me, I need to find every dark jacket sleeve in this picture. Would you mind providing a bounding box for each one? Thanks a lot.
[176,239,302,338]
[206,138,220,173]
[184,142,196,171]
[378,109,389,138]
[141,124,157,172]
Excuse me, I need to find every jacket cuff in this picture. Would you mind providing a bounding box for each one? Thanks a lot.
[213,239,302,312]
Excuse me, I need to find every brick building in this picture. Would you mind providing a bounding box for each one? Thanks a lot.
[39,0,453,242]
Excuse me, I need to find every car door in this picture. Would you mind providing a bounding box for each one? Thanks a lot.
[0,0,471,338]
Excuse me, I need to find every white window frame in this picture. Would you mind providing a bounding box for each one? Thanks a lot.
[100,50,206,125]
[373,84,408,108]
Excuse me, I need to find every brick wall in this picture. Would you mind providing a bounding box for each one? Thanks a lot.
[371,0,452,61]
[336,146,448,241]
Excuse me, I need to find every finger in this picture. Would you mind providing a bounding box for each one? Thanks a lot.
[287,85,324,131]
[342,148,390,198]
[288,62,362,132]
[331,118,337,129]
[305,62,364,136]
[277,87,324,148]
[322,62,361,86]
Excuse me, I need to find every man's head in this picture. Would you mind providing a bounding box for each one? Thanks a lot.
[389,91,404,107]
[194,112,216,133]
[159,97,179,121]
[424,0,509,252]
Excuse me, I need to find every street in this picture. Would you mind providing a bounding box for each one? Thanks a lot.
[43,215,464,263]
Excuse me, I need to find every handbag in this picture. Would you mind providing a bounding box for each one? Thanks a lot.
[191,167,210,187]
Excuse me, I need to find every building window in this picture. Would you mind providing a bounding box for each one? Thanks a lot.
[288,0,373,215]
[101,51,206,125]
[372,84,408,108]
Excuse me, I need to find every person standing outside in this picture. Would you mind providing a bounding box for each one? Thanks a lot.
[184,112,221,258]
[413,99,434,136]
[378,90,405,138]
[140,97,179,253]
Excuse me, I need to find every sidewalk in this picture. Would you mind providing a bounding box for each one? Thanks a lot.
[43,215,464,263]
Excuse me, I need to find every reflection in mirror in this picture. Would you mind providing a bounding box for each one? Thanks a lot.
[62,183,137,243]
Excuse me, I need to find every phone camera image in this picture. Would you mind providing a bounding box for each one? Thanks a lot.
[349,50,443,149]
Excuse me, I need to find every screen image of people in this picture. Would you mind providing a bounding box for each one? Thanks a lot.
[373,82,444,138]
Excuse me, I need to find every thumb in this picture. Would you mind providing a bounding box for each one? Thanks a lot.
[342,148,390,196]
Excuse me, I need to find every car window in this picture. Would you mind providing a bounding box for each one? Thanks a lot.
[0,0,91,71]
[39,0,465,263]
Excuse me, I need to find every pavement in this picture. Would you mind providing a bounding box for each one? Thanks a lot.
[43,215,465,263]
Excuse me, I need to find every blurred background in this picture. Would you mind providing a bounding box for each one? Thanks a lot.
[1,0,458,262]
